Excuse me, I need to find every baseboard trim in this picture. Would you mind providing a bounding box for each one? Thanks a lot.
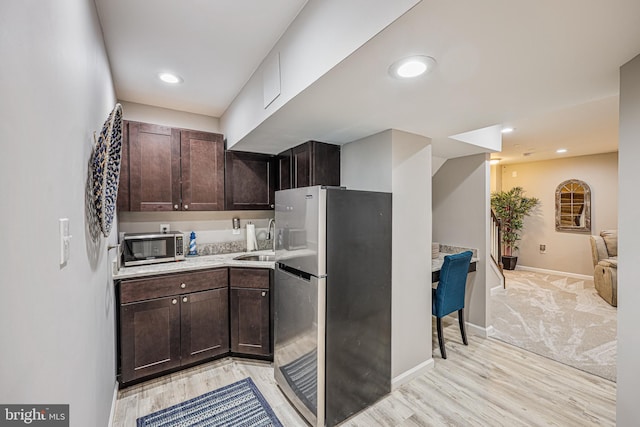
[391,358,434,390]
[490,285,504,296]
[107,381,118,427]
[466,322,492,338]
[515,265,592,281]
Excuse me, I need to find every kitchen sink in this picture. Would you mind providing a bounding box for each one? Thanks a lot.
[233,253,275,262]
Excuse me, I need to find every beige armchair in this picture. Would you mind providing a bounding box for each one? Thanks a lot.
[589,230,617,307]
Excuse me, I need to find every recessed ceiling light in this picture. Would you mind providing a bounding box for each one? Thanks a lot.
[490,158,501,165]
[389,55,436,79]
[158,72,183,84]
[556,148,568,153]
[501,127,514,134]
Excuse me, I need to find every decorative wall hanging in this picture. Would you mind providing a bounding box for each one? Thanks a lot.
[555,179,591,232]
[91,103,123,237]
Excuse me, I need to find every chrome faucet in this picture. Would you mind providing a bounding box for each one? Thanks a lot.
[267,218,276,252]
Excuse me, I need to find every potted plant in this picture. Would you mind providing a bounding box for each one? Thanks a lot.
[490,186,540,270]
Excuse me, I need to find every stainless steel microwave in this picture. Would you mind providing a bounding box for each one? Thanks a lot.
[121,231,185,266]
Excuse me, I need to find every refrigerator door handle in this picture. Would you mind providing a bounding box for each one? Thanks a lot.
[277,262,313,281]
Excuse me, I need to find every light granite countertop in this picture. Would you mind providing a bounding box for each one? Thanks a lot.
[431,244,479,272]
[432,252,479,272]
[113,249,275,280]
[114,247,478,280]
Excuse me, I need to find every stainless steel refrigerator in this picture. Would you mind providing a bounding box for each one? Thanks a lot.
[274,186,392,427]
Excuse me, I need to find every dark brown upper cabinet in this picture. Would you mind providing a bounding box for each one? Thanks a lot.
[225,151,276,210]
[181,130,224,211]
[124,121,181,211]
[278,140,341,190]
[117,121,224,212]
[277,150,292,190]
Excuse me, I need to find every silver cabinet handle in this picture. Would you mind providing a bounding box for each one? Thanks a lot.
[172,299,177,305]
[270,204,274,209]
[182,297,188,303]
[174,204,179,210]
[262,291,266,297]
[180,283,186,289]
[184,204,189,210]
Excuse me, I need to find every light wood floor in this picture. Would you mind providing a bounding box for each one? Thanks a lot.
[113,329,616,426]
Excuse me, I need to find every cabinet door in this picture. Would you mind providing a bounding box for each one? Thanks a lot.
[116,121,131,211]
[230,288,270,356]
[120,297,181,383]
[311,141,341,186]
[277,150,292,191]
[225,151,276,210]
[289,141,341,188]
[181,130,224,211]
[291,143,311,188]
[181,288,229,365]
[128,122,181,211]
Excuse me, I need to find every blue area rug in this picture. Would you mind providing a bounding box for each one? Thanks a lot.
[279,350,317,413]
[136,377,283,427]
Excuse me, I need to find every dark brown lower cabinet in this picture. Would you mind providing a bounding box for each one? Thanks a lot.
[230,288,270,355]
[118,268,230,385]
[181,288,229,365]
[118,267,272,386]
[120,296,181,383]
[230,268,271,357]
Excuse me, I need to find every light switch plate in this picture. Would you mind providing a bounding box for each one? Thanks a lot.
[59,218,70,266]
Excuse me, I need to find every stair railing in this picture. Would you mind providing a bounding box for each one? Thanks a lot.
[490,209,505,286]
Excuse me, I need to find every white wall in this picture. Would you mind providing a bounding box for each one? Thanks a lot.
[342,129,432,384]
[432,154,491,329]
[499,153,618,276]
[617,53,640,426]
[0,0,117,425]
[449,124,503,152]
[490,163,501,193]
[119,101,221,133]
[221,0,419,148]
[118,211,274,245]
[341,131,392,192]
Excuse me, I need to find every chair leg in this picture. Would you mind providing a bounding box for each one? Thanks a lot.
[436,317,447,359]
[458,309,468,345]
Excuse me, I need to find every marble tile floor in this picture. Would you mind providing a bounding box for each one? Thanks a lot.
[113,331,615,426]
[490,269,617,381]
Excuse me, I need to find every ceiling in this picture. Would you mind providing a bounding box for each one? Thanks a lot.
[94,0,308,117]
[95,0,640,164]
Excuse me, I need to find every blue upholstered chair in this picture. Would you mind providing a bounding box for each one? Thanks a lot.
[432,251,473,359]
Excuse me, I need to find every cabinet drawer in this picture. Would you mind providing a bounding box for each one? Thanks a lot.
[120,268,228,303]
[229,268,270,289]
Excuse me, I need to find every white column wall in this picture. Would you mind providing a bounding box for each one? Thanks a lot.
[341,129,432,385]
[617,53,640,426]
[432,154,491,330]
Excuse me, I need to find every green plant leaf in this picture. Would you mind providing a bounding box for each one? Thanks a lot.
[490,187,540,256]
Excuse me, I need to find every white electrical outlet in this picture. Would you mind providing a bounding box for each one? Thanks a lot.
[540,244,546,254]
[59,218,71,266]
[160,223,170,233]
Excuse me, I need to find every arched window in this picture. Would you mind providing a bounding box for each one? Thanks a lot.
[555,179,591,232]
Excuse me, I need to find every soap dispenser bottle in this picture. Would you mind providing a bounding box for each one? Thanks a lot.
[189,231,197,256]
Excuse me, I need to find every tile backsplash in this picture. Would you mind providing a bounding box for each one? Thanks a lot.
[118,210,274,254]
